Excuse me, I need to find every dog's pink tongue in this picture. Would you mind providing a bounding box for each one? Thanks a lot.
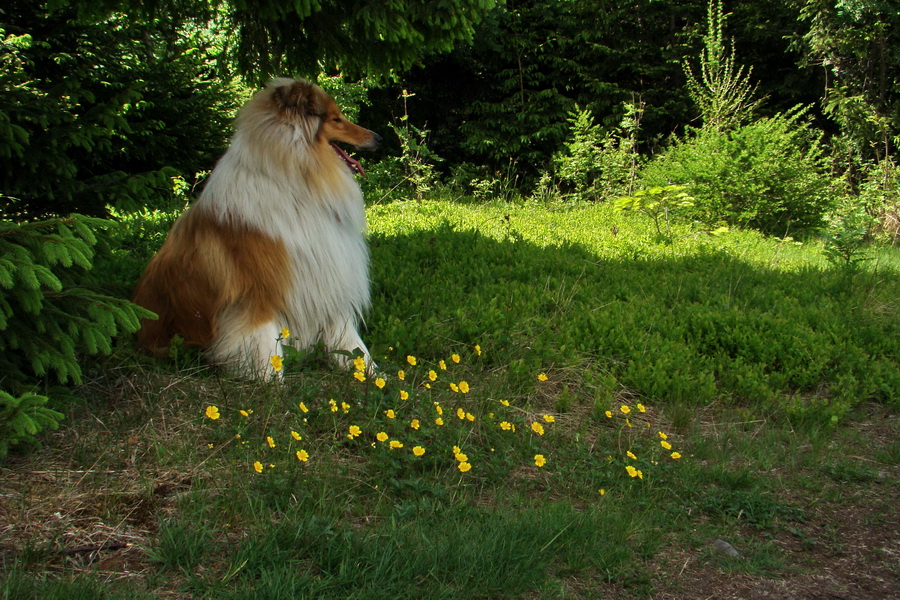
[330,143,365,177]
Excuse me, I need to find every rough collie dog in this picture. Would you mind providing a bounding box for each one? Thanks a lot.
[132,77,381,377]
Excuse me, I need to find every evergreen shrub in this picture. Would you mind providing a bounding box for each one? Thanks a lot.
[0,215,153,455]
[640,108,835,236]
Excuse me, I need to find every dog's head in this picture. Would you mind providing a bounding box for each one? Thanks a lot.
[245,77,381,176]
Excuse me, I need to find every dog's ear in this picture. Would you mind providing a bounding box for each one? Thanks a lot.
[272,80,326,120]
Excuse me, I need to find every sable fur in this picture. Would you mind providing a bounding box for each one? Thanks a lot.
[133,77,381,377]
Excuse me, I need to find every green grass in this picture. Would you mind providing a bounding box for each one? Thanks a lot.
[2,198,898,599]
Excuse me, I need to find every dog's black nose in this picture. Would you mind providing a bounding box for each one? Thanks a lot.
[372,133,383,147]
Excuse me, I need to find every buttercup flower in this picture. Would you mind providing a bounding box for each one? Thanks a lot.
[409,419,420,430]
[267,436,276,448]
[435,417,444,426]
[353,372,366,382]
[620,405,631,414]
[280,328,290,339]
[671,451,682,459]
[438,360,447,370]
[253,461,263,473]
[385,409,396,419]
[637,403,646,413]
[458,381,470,394]
[626,450,637,460]
[341,401,350,413]
[451,354,460,363]
[458,462,472,473]
[397,370,406,381]
[239,409,250,418]
[348,425,362,438]
[291,431,302,441]
[389,440,403,449]
[534,454,547,467]
[270,355,283,372]
[661,440,672,450]
[543,415,555,423]
[299,402,309,413]
[412,446,426,457]
[205,405,220,420]
[599,489,606,496]
[499,399,510,407]
[428,370,438,382]
[376,432,389,443]
[625,465,638,478]
[500,421,513,431]
[455,452,468,462]
[475,345,482,356]
[434,403,443,415]
[375,377,386,389]
[537,373,548,382]
[353,356,366,372]
[449,383,459,393]
[296,449,309,462]
[399,390,409,401]
[605,410,613,419]
[659,431,668,440]
[466,412,475,422]
[407,355,417,366]
[452,445,461,454]
[531,421,545,436]
[456,408,466,420]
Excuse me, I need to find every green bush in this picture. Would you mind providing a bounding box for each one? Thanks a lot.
[640,108,835,236]
[0,215,153,455]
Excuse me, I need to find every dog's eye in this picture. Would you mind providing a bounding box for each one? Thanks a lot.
[332,117,342,123]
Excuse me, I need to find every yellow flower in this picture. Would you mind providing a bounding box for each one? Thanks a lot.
[499,399,510,407]
[458,461,472,473]
[625,465,638,478]
[455,452,468,462]
[456,408,466,420]
[438,360,447,370]
[407,355,417,366]
[385,409,396,419]
[543,414,555,423]
[205,405,220,420]
[299,402,309,413]
[658,431,668,440]
[353,372,366,382]
[475,344,482,356]
[375,377,386,389]
[341,401,351,413]
[599,488,606,496]
[605,410,613,419]
[270,354,283,372]
[534,454,547,467]
[207,443,214,449]
[537,373,548,382]
[376,432,389,443]
[353,356,366,372]
[280,328,290,339]
[428,370,438,381]
[348,425,362,438]
[458,381,470,394]
[410,419,420,430]
[399,390,409,401]
[449,383,459,393]
[637,403,646,413]
[466,412,475,422]
[620,405,631,414]
[397,369,406,381]
[434,403,443,415]
[329,400,338,412]
[500,421,512,431]
[296,449,309,462]
[626,450,637,460]
[291,431,302,441]
[453,445,461,454]
[389,440,403,449]
[531,421,545,436]
[239,409,250,418]
[626,418,632,428]
[637,470,643,479]
[671,451,682,460]
[661,440,672,450]
[435,417,444,426]
[266,436,276,448]
[412,446,426,457]
[253,461,264,473]
[451,354,461,363]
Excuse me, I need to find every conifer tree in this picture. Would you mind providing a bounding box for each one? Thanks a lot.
[0,215,153,455]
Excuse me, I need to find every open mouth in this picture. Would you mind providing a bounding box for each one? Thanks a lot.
[330,142,365,177]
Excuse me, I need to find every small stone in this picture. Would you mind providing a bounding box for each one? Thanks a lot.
[711,539,741,558]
